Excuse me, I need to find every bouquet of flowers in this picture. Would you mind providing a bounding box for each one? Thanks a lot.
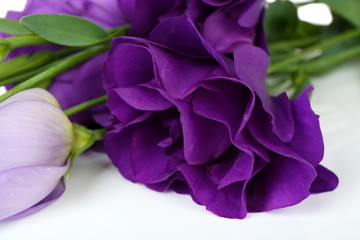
[2,0,357,221]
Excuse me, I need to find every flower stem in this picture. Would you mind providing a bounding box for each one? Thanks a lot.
[64,95,108,116]
[0,61,58,86]
[92,128,107,141]
[0,44,109,102]
[3,35,51,49]
[304,45,360,75]
[268,35,321,53]
[268,28,360,74]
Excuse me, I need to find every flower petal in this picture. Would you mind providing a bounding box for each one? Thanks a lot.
[4,179,66,221]
[289,86,324,166]
[310,165,339,194]
[105,117,181,184]
[0,101,73,172]
[179,164,248,219]
[0,88,60,108]
[192,78,254,137]
[246,153,316,212]
[234,45,294,142]
[0,164,68,221]
[104,43,154,90]
[177,100,231,165]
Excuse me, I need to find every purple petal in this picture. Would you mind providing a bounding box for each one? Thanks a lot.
[149,14,232,74]
[113,85,173,111]
[73,52,108,102]
[151,45,221,99]
[150,14,213,57]
[107,89,150,127]
[289,86,324,166]
[177,100,231,165]
[203,10,256,53]
[217,151,254,189]
[246,153,316,212]
[104,43,154,90]
[201,0,232,7]
[236,0,265,28]
[179,164,248,219]
[234,45,294,142]
[146,173,189,194]
[192,78,254,137]
[247,100,303,161]
[310,165,339,193]
[105,118,181,184]
[122,0,178,37]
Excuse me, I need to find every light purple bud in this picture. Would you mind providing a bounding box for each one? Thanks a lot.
[0,88,74,221]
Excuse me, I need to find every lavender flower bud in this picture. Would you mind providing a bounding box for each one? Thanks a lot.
[0,88,74,221]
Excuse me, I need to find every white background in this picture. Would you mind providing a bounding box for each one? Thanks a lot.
[1,1,360,239]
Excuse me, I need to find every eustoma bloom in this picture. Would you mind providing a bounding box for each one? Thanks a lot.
[103,14,338,218]
[0,89,74,221]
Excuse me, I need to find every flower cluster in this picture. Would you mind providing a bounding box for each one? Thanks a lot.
[103,2,338,218]
[0,0,339,220]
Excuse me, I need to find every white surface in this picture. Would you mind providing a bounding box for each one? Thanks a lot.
[1,1,360,240]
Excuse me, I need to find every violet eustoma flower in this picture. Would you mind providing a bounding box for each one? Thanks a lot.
[0,88,74,221]
[103,15,338,218]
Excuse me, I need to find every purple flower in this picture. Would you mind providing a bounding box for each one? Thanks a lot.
[117,0,267,53]
[0,89,74,221]
[2,0,128,126]
[103,15,338,218]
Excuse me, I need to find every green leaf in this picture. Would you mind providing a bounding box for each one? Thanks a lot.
[21,14,110,47]
[316,0,360,28]
[296,21,323,38]
[65,124,106,179]
[265,0,299,42]
[0,18,33,35]
[0,51,57,80]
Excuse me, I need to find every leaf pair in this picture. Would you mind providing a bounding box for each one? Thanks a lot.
[0,14,125,47]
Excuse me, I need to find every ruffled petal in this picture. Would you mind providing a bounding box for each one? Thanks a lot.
[177,100,231,165]
[179,164,248,219]
[105,118,181,184]
[310,165,339,194]
[234,45,294,142]
[246,153,317,212]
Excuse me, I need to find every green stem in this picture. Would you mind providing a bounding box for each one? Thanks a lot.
[107,25,130,38]
[0,44,109,102]
[0,47,81,84]
[304,45,360,75]
[64,95,108,116]
[268,35,321,53]
[3,35,51,49]
[0,61,58,86]
[268,28,360,74]
[92,128,107,141]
